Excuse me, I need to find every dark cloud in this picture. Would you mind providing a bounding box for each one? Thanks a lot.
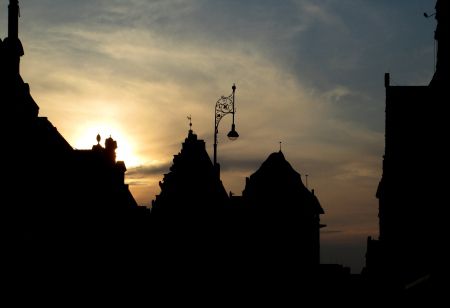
[126,157,265,178]
[126,163,171,179]
[321,230,343,234]
[15,0,434,137]
[2,0,435,274]
[126,180,151,187]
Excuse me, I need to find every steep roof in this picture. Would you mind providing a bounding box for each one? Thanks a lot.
[251,151,301,183]
[243,151,324,215]
[152,129,228,215]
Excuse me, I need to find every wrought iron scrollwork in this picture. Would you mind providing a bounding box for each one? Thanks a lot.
[215,93,234,131]
[213,84,237,168]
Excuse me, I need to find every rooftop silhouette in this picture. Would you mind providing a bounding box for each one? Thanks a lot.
[1,0,150,295]
[1,0,445,302]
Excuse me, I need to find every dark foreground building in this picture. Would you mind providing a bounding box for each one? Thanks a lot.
[150,131,338,297]
[365,0,448,297]
[1,0,405,301]
[1,0,150,293]
[150,126,231,286]
[241,151,324,267]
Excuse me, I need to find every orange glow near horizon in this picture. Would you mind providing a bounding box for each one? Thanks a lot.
[72,123,142,168]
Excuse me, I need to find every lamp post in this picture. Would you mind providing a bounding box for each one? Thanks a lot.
[214,84,239,171]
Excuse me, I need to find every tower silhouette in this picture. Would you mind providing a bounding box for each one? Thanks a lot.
[365,0,448,296]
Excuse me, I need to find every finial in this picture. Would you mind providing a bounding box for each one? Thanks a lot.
[96,134,101,145]
[279,141,282,152]
[232,83,236,93]
[187,115,193,132]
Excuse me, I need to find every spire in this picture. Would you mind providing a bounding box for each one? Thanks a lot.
[187,115,193,134]
[8,0,20,40]
[431,0,450,86]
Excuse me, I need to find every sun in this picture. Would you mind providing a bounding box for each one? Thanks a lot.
[72,123,141,168]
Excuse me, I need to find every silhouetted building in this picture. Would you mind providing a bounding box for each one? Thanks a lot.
[242,151,324,268]
[1,0,150,291]
[150,127,231,285]
[151,127,228,218]
[365,0,448,295]
[430,0,450,87]
[150,132,330,290]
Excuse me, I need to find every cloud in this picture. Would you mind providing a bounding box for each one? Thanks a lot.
[3,0,437,272]
[126,180,152,187]
[219,158,267,173]
[321,230,342,234]
[127,163,172,179]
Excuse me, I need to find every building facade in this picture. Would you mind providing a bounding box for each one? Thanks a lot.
[365,0,448,294]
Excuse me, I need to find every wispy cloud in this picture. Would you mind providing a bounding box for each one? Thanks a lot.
[3,0,437,272]
[127,163,171,179]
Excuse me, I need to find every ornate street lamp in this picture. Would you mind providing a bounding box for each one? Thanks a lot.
[214,84,239,169]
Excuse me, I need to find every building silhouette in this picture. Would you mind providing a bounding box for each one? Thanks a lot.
[151,126,229,219]
[365,0,448,295]
[241,150,324,267]
[150,126,232,290]
[150,129,331,295]
[151,137,325,265]
[1,0,150,292]
[2,1,334,297]
[4,0,431,300]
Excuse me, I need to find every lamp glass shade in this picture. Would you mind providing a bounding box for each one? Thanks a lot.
[227,124,239,141]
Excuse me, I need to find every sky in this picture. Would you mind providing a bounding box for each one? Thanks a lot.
[1,0,437,272]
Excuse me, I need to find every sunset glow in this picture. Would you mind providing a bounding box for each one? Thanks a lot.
[72,123,141,168]
[2,0,437,272]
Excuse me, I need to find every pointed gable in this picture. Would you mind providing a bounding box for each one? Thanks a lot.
[243,151,323,215]
[152,129,228,216]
